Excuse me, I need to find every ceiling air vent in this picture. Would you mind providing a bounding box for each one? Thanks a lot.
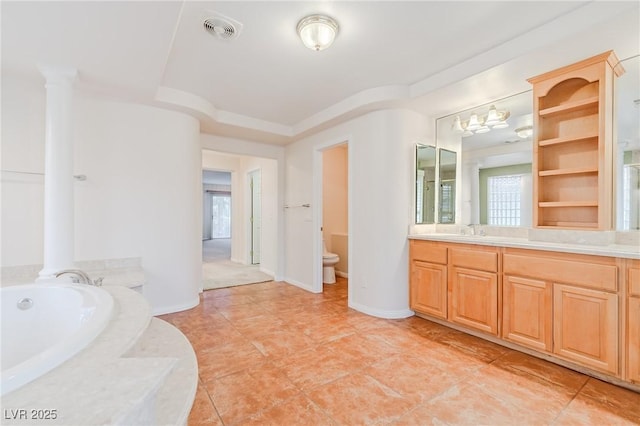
[203,12,243,41]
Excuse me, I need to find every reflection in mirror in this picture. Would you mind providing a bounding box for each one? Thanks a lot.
[438,148,456,224]
[616,54,640,230]
[416,145,436,224]
[436,91,533,227]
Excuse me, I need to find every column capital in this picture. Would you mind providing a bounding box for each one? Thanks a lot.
[38,65,78,86]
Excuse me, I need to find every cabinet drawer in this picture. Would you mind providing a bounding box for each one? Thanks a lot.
[629,266,640,297]
[410,241,447,264]
[449,248,498,272]
[504,253,617,292]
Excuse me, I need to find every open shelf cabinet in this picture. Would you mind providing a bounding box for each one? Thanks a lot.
[528,51,625,230]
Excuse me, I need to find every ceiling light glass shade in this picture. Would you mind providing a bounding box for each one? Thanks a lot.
[452,116,465,133]
[466,113,481,131]
[484,105,501,126]
[475,125,490,134]
[462,129,474,137]
[297,15,339,51]
[516,125,534,138]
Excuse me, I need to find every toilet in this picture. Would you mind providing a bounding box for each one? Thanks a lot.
[322,239,340,284]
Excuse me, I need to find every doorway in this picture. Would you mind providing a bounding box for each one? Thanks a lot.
[201,151,278,290]
[313,139,350,295]
[202,170,232,262]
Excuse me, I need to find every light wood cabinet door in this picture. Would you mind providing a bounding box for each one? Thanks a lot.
[629,297,640,383]
[449,266,498,335]
[553,284,618,375]
[410,261,447,319]
[628,261,640,383]
[503,275,552,352]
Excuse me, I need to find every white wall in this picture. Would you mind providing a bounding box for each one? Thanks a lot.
[285,109,428,318]
[201,150,279,276]
[2,73,202,314]
[1,72,46,266]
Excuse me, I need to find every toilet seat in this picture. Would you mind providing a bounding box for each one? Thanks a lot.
[323,252,339,261]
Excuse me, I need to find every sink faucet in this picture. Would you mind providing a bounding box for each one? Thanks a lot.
[467,224,486,236]
[55,269,103,286]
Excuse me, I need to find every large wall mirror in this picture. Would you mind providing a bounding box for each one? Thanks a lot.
[417,54,639,230]
[434,90,533,227]
[616,54,640,231]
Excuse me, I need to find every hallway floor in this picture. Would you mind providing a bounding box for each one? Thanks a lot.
[159,278,640,425]
[202,239,231,263]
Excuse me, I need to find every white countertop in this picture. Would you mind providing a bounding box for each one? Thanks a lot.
[409,233,640,259]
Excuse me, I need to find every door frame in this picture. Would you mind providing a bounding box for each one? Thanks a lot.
[247,168,261,265]
[312,135,352,295]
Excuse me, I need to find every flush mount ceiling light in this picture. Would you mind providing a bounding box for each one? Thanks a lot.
[452,105,510,138]
[297,14,339,51]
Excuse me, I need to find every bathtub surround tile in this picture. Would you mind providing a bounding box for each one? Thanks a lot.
[158,278,640,425]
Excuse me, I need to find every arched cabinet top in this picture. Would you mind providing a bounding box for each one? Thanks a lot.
[528,50,624,97]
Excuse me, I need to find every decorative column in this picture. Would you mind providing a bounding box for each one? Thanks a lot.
[38,67,77,281]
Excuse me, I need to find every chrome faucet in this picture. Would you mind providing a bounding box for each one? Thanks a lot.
[55,269,103,286]
[467,224,486,236]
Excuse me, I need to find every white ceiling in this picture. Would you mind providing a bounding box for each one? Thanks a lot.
[2,1,638,145]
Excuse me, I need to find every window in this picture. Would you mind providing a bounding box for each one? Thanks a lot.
[211,194,231,238]
[487,174,522,226]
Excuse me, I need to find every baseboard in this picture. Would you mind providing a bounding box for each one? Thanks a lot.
[259,267,275,277]
[348,300,414,319]
[336,271,349,278]
[284,277,319,293]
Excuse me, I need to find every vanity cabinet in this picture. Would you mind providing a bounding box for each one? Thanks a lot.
[528,51,624,230]
[503,275,552,352]
[503,248,619,375]
[628,260,640,383]
[448,246,499,335]
[553,284,618,375]
[409,239,639,387]
[409,240,447,319]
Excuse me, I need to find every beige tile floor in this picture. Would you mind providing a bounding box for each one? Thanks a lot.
[159,278,640,425]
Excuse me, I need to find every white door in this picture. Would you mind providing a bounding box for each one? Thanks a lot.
[249,170,261,264]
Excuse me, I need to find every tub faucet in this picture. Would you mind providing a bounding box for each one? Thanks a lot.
[55,269,103,286]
